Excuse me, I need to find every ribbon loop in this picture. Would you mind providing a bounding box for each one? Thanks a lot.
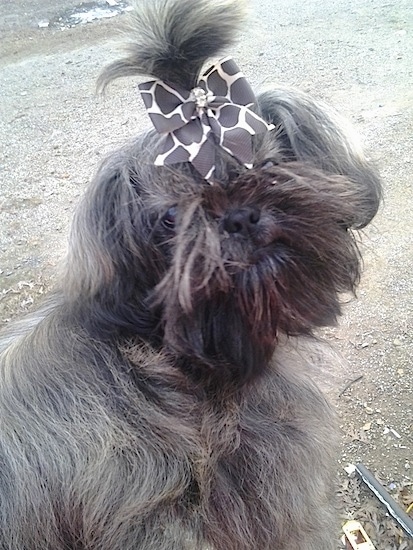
[138,56,274,183]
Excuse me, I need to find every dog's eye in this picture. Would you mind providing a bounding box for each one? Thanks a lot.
[161,206,177,230]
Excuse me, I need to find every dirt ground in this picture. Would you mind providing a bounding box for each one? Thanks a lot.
[0,0,412,548]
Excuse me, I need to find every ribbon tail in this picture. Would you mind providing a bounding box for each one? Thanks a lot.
[190,138,217,182]
[155,120,217,183]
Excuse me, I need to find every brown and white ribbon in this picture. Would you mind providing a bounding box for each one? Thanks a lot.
[138,57,274,183]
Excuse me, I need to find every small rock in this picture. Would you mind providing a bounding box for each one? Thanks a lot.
[390,428,401,439]
[344,464,356,475]
[393,338,402,346]
[38,20,49,28]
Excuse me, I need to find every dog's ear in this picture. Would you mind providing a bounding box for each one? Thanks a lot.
[256,88,382,229]
[63,156,163,339]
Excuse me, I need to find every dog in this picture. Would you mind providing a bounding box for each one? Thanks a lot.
[0,0,381,548]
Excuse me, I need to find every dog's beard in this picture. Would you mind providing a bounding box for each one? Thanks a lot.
[152,162,361,386]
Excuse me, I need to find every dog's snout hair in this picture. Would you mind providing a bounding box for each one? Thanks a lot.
[0,0,381,549]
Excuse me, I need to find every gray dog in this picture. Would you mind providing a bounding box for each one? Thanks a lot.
[0,0,381,548]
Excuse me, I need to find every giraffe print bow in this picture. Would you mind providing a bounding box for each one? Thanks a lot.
[138,57,274,183]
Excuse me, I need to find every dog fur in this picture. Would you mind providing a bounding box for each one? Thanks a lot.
[0,0,381,548]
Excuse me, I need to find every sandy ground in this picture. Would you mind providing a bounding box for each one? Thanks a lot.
[0,0,412,548]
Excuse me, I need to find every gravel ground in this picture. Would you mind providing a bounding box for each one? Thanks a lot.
[0,0,412,548]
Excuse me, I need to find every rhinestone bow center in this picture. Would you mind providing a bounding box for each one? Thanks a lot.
[190,87,209,108]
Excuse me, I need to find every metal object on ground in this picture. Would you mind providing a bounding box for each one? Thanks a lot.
[355,463,413,539]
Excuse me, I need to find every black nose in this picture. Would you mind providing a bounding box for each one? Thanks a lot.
[223,207,261,236]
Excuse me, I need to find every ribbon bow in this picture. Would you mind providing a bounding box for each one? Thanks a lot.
[138,57,274,183]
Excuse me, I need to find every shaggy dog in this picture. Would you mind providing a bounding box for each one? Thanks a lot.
[0,0,381,548]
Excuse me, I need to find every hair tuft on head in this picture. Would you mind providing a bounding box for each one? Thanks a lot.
[97,0,247,92]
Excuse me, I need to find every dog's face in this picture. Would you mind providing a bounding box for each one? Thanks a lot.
[68,93,380,387]
[71,145,372,386]
[148,161,362,382]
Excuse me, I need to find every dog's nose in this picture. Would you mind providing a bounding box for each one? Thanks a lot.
[223,207,261,236]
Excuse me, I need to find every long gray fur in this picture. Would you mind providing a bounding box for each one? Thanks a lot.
[0,1,381,549]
